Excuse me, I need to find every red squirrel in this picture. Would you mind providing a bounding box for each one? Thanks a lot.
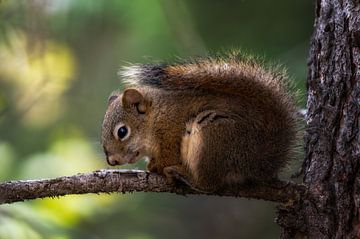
[101,54,297,191]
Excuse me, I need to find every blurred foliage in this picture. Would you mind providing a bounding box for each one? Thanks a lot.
[0,0,313,238]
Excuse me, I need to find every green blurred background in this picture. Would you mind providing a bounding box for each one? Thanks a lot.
[0,1,313,238]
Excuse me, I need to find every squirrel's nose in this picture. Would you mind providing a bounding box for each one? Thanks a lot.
[106,156,120,166]
[103,146,119,165]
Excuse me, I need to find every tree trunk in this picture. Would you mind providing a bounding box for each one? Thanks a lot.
[278,0,360,238]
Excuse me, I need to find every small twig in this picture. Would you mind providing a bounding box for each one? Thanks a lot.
[0,169,306,204]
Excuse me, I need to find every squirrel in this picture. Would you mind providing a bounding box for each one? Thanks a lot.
[101,54,298,192]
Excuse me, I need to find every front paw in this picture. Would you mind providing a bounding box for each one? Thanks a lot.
[163,170,187,195]
[146,159,159,173]
[163,166,185,183]
[163,166,193,194]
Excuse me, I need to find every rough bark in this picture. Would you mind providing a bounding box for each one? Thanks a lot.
[0,169,305,204]
[278,0,360,238]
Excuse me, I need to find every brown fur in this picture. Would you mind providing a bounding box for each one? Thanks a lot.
[102,56,297,191]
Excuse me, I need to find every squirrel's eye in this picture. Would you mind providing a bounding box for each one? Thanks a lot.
[118,126,128,139]
[114,123,131,141]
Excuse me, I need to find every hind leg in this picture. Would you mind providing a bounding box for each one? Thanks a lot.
[181,110,245,192]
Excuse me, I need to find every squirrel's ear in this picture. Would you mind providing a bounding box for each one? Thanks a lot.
[122,89,148,113]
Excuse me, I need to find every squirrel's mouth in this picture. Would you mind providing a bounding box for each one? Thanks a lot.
[106,151,140,166]
[128,151,140,164]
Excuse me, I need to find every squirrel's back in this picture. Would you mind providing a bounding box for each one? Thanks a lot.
[120,55,295,118]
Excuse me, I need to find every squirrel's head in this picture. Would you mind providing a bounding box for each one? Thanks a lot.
[101,88,151,166]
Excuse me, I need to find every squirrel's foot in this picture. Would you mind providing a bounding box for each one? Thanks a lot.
[163,166,210,194]
[163,166,194,195]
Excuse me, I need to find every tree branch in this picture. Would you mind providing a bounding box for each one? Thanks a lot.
[0,169,306,204]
